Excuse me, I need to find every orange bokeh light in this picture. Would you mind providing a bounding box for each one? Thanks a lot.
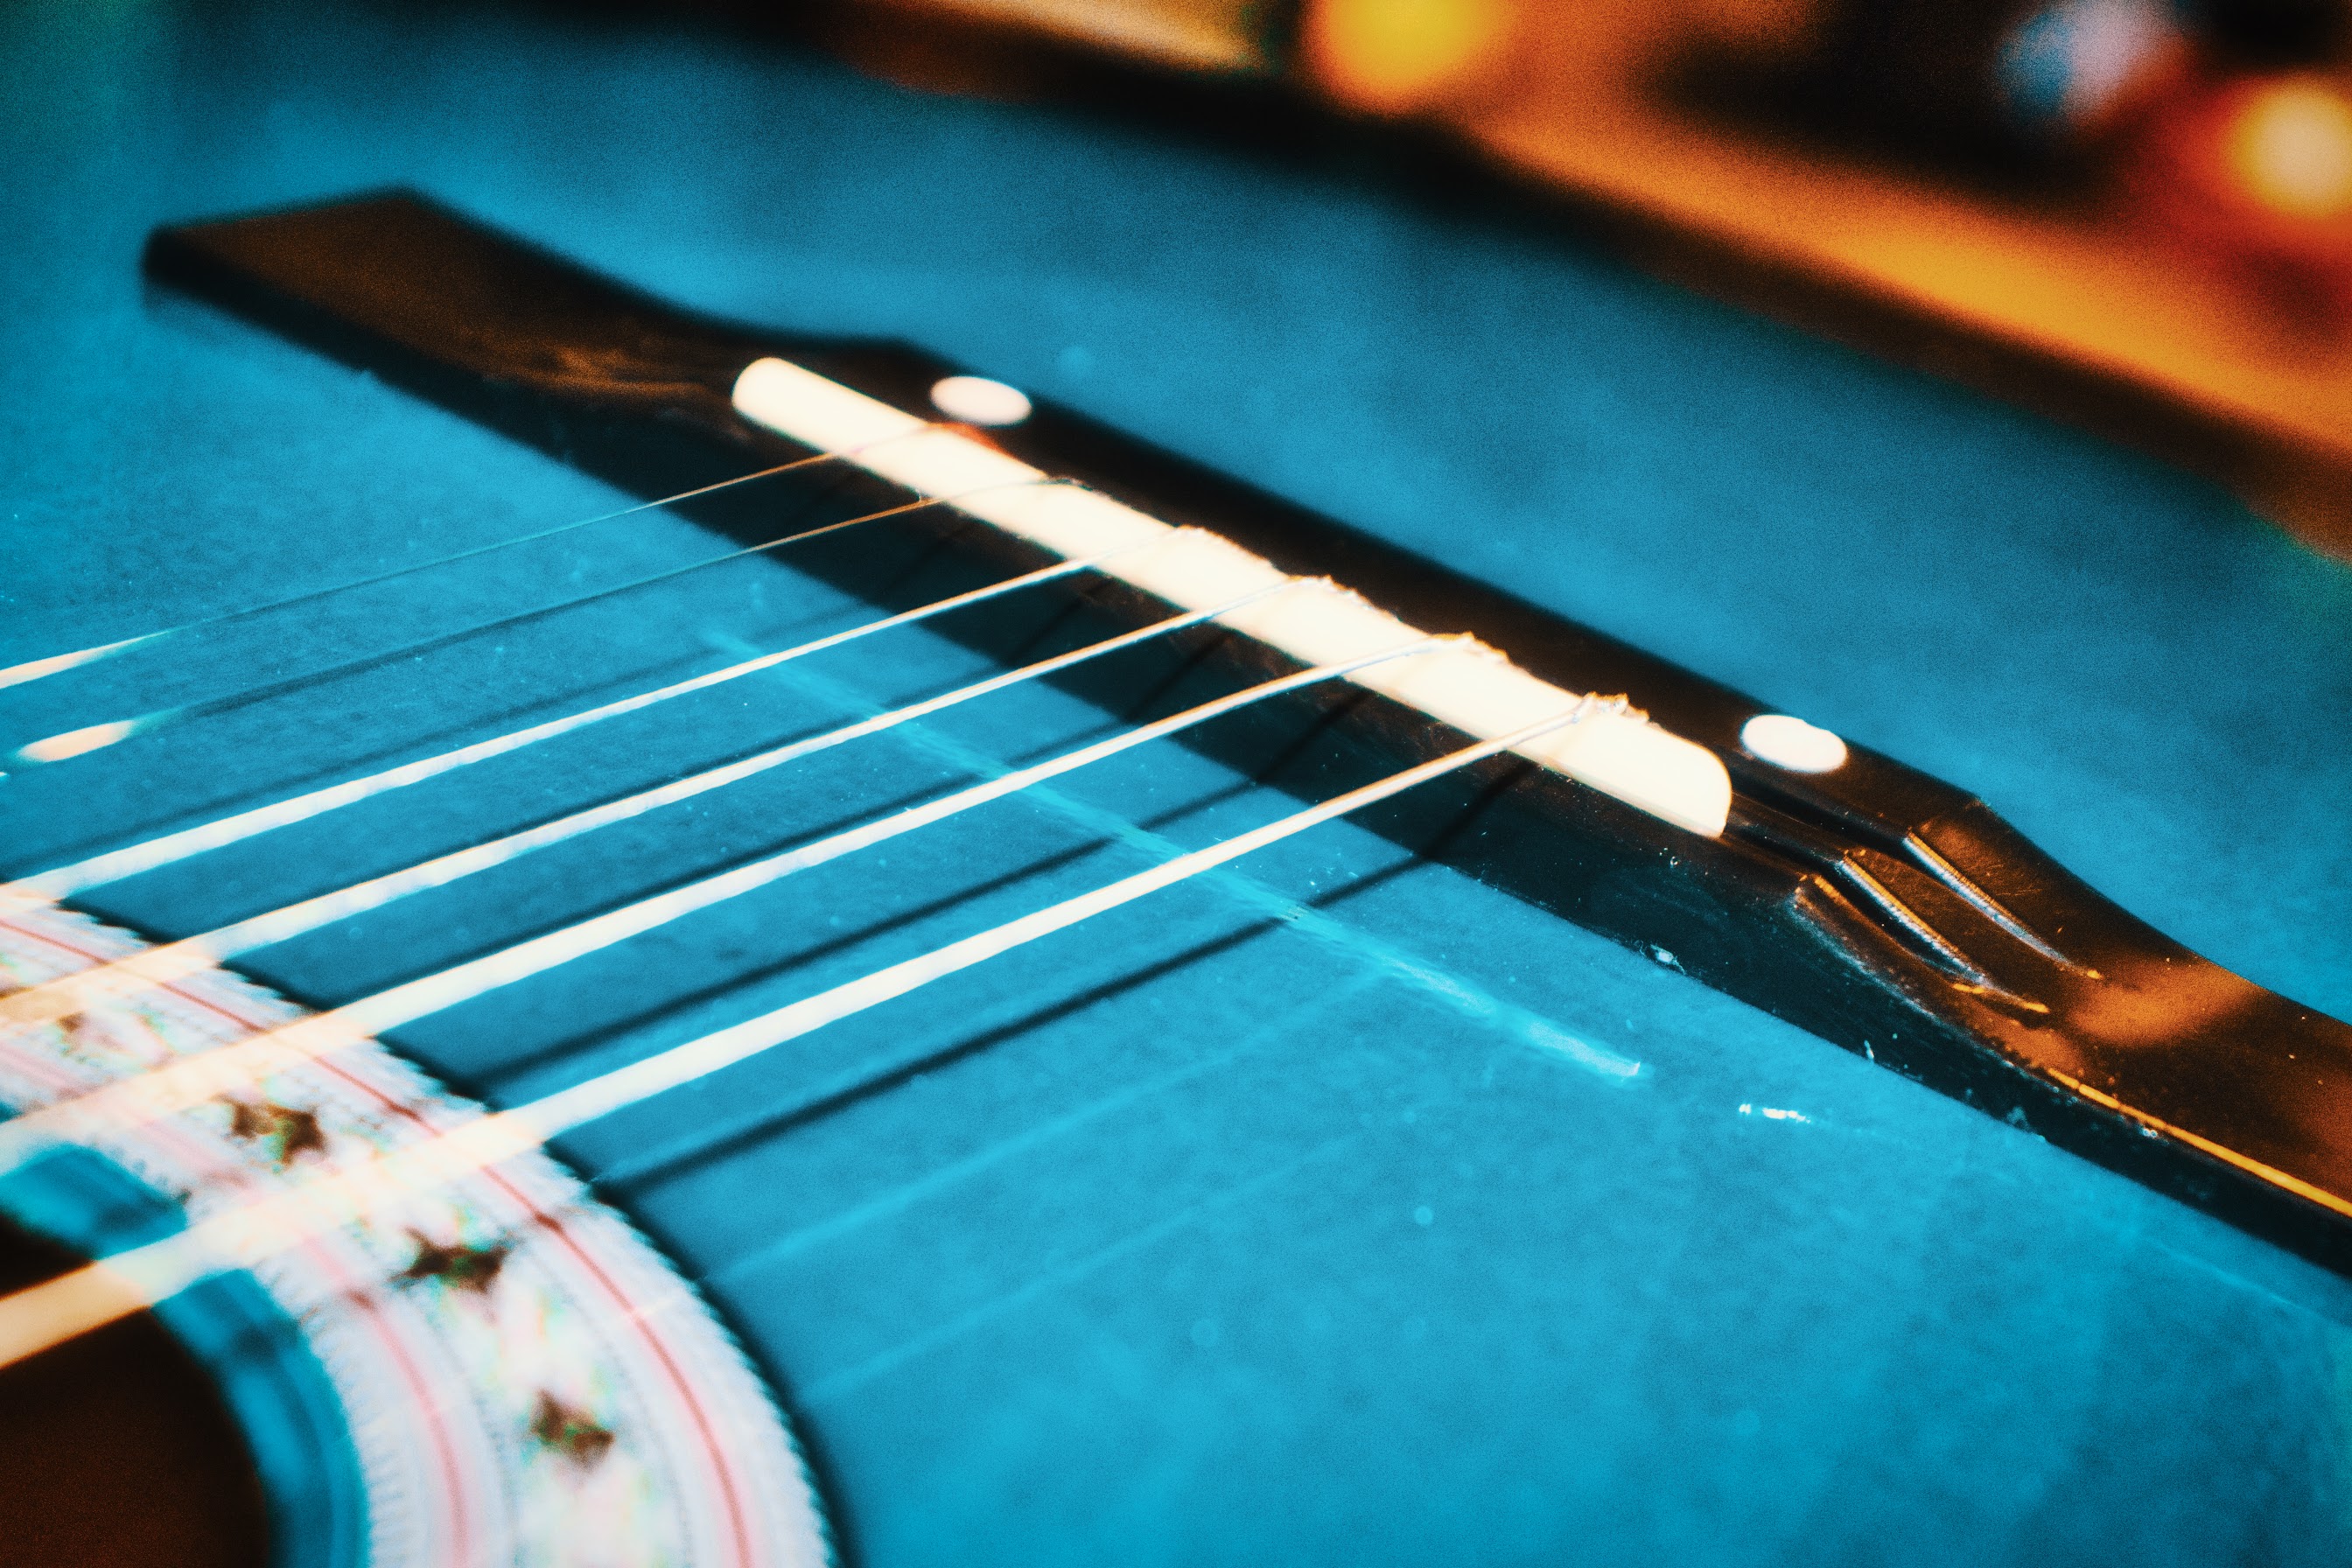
[1300,0,1519,116]
[2228,79,2352,218]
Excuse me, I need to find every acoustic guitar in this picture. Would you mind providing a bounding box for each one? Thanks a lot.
[3,4,2350,1565]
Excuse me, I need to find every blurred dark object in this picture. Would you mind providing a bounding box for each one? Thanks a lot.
[2194,0,2350,62]
[1810,0,2188,167]
[0,1221,267,1568]
[781,0,2352,556]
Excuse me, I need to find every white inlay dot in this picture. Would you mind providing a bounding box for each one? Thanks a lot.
[929,374,1033,427]
[1741,713,1848,774]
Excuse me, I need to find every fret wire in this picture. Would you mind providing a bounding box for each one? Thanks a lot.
[7,548,1112,902]
[0,571,1315,1032]
[0,704,1585,1375]
[1,474,1058,774]
[0,595,1435,1176]
[0,430,957,696]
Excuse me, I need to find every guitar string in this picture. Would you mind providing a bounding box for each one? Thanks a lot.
[0,429,957,695]
[1,472,1060,774]
[0,616,1448,1177]
[0,360,1693,1373]
[0,568,1300,1031]
[3,546,1119,904]
[0,704,1584,1373]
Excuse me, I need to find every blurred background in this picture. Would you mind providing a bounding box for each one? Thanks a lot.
[717,0,2352,555]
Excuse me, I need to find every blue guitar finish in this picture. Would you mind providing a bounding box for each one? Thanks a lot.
[4,3,2352,1564]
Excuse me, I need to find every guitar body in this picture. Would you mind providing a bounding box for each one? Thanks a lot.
[4,2,2351,1564]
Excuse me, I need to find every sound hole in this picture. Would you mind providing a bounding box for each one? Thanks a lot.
[0,1219,268,1568]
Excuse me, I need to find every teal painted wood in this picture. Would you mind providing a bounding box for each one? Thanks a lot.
[3,2,2351,1564]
